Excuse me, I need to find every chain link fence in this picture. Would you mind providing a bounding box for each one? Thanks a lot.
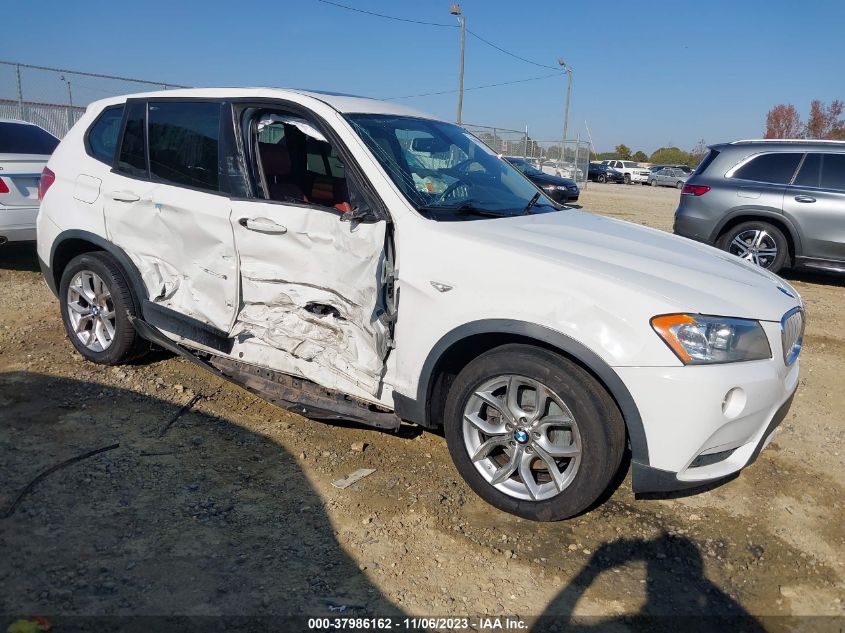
[0,61,187,139]
[464,124,592,183]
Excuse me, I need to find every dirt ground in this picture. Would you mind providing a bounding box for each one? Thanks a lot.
[1,183,843,629]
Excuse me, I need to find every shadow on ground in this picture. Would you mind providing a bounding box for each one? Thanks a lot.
[0,242,39,273]
[535,534,766,632]
[0,371,403,617]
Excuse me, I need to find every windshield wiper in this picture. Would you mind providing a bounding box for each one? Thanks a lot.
[417,202,511,219]
[521,192,541,215]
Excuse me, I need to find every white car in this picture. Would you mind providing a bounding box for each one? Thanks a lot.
[37,89,804,521]
[600,159,651,184]
[0,119,59,244]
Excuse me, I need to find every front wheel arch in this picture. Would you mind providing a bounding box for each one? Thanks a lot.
[404,320,649,467]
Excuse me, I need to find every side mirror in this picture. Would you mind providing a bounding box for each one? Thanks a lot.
[340,200,383,224]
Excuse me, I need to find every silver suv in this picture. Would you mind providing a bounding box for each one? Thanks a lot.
[674,139,845,274]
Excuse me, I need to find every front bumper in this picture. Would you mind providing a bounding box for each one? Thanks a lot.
[616,320,800,493]
[630,173,649,183]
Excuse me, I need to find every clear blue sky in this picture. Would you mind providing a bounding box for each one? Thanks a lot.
[3,0,844,153]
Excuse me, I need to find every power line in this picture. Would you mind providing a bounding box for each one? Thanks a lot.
[314,0,457,27]
[314,1,562,72]
[384,72,562,100]
[466,30,562,71]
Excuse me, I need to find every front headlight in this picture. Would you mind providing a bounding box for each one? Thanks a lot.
[651,314,771,364]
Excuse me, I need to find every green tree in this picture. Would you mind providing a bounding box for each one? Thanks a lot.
[614,144,632,160]
[649,146,692,166]
[595,151,617,161]
[632,150,648,163]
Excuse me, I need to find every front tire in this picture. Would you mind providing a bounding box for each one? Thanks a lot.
[718,221,789,273]
[623,174,631,185]
[597,174,606,184]
[443,344,626,521]
[59,252,148,365]
[676,180,684,189]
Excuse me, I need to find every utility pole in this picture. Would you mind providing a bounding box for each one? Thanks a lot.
[59,75,73,107]
[558,59,573,162]
[451,4,466,125]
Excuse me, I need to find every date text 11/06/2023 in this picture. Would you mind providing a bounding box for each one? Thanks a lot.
[307,617,528,630]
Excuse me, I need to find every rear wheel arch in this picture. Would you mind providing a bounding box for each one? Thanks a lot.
[407,320,649,466]
[713,213,800,263]
[50,231,147,309]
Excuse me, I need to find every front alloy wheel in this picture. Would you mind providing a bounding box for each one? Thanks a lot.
[444,344,626,521]
[462,375,581,501]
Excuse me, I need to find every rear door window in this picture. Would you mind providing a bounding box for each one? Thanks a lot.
[86,105,125,165]
[0,122,59,155]
[732,152,802,184]
[117,101,148,178]
[820,154,845,191]
[793,153,821,188]
[148,101,221,191]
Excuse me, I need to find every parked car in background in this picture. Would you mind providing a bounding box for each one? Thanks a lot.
[650,164,693,175]
[0,119,59,244]
[648,167,690,189]
[38,89,803,522]
[588,162,625,184]
[505,156,579,203]
[600,159,651,184]
[674,139,845,274]
[539,160,583,181]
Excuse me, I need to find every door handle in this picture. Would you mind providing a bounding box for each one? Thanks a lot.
[239,217,288,234]
[794,195,816,203]
[107,190,140,202]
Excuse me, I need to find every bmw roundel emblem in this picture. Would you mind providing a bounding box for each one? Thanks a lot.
[514,429,529,444]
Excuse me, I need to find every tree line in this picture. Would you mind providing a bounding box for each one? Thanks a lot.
[597,140,709,167]
[764,100,844,140]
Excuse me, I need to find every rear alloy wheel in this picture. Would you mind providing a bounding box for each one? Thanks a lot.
[59,252,148,365]
[444,344,626,521]
[718,221,789,273]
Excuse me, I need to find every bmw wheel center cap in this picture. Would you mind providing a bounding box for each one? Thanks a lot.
[514,429,529,444]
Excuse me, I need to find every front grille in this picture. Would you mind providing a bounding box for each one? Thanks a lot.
[781,308,804,366]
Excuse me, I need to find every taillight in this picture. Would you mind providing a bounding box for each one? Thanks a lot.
[38,167,55,201]
[0,178,8,194]
[681,184,710,196]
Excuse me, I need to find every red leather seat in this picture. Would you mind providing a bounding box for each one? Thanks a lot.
[259,143,307,202]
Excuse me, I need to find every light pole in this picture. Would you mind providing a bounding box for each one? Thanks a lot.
[558,59,573,161]
[450,4,466,125]
[59,74,73,107]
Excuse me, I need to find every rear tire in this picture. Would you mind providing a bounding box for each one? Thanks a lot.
[59,252,148,365]
[443,344,626,521]
[718,221,789,274]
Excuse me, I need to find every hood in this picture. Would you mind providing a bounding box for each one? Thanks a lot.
[526,172,578,188]
[451,209,799,322]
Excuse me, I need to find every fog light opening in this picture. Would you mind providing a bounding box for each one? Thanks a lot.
[721,387,746,419]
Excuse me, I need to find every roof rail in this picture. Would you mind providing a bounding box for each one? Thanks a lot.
[730,138,845,145]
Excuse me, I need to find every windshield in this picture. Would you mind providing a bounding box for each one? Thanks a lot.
[506,157,544,177]
[345,114,558,219]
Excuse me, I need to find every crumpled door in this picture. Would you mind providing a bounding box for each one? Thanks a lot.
[230,200,389,395]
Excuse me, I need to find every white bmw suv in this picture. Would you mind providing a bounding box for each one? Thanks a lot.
[37,89,804,521]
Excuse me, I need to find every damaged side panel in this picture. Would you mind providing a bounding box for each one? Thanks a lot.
[230,201,389,397]
[103,180,239,333]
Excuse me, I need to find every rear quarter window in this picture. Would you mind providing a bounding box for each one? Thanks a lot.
[820,153,845,191]
[86,105,125,165]
[732,152,802,184]
[0,122,59,155]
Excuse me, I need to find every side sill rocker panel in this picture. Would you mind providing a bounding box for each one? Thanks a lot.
[131,317,400,431]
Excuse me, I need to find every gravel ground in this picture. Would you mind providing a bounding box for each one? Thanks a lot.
[0,184,843,628]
